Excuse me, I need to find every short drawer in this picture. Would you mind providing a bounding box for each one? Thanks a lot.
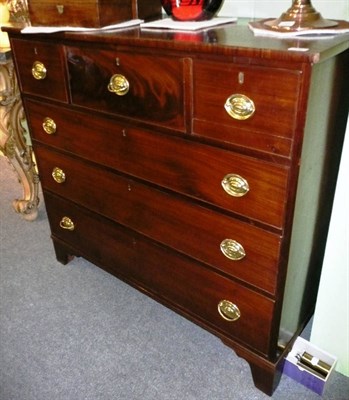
[193,61,302,157]
[26,99,289,228]
[10,39,69,102]
[66,47,185,131]
[35,145,281,295]
[45,192,275,356]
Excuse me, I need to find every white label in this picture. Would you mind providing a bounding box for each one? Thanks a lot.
[278,21,296,27]
[288,47,310,52]
[311,357,320,366]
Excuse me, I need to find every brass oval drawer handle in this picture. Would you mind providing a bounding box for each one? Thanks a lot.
[52,167,66,184]
[108,74,130,96]
[218,300,241,322]
[222,174,249,197]
[224,94,255,120]
[42,117,57,135]
[59,216,75,231]
[32,61,47,80]
[220,239,246,261]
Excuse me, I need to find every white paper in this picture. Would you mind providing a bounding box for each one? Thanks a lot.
[249,22,349,39]
[21,19,143,34]
[141,17,237,31]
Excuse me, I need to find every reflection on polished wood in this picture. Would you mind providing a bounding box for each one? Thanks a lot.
[0,50,39,220]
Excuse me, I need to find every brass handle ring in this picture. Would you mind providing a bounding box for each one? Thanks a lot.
[222,174,249,197]
[32,61,47,80]
[108,74,130,96]
[220,239,246,261]
[52,167,66,184]
[59,216,75,231]
[218,300,241,322]
[224,94,255,120]
[42,117,57,135]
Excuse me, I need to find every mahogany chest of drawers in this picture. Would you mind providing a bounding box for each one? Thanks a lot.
[5,22,349,395]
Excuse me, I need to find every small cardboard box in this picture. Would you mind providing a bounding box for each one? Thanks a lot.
[283,337,337,395]
[27,0,162,27]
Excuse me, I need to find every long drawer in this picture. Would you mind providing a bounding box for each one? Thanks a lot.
[44,191,276,356]
[35,145,281,295]
[25,99,289,229]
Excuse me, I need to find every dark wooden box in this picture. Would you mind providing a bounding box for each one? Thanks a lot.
[27,0,162,27]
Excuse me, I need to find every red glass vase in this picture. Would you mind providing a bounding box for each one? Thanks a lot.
[161,0,224,21]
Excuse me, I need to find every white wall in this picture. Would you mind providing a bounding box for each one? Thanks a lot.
[310,117,349,377]
[216,0,349,377]
[218,0,349,20]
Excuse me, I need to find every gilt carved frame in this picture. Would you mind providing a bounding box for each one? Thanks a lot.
[6,0,30,23]
[0,0,39,220]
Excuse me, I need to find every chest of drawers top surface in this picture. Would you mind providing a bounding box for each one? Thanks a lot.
[5,21,349,396]
[5,20,349,60]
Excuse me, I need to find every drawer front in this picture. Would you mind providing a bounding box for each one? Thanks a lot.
[193,61,302,157]
[66,47,185,131]
[45,192,275,356]
[10,39,69,102]
[26,100,289,228]
[35,146,281,295]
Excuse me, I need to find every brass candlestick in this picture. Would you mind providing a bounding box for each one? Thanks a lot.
[263,0,338,31]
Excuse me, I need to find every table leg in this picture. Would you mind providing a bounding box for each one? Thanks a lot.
[0,55,40,221]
